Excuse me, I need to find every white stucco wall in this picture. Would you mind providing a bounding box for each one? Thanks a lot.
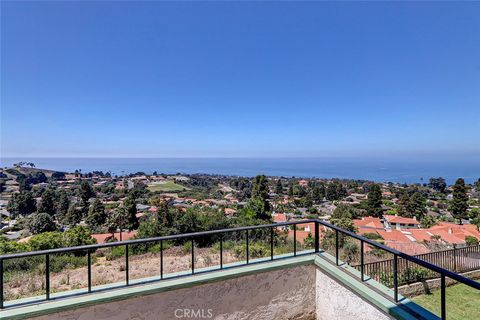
[32,265,316,320]
[315,268,393,320]
[28,262,398,320]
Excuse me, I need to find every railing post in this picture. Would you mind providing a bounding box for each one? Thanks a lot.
[220,235,223,269]
[160,240,163,279]
[314,221,319,253]
[125,245,129,285]
[0,259,3,309]
[191,238,195,274]
[270,227,274,260]
[441,275,446,320]
[360,240,364,281]
[393,254,398,302]
[335,229,339,266]
[453,245,457,272]
[246,230,249,264]
[293,224,297,256]
[45,254,50,300]
[87,250,92,293]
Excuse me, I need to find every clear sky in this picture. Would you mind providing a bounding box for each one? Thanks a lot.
[1,1,479,159]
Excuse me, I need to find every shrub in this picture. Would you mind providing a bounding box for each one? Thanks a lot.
[465,235,479,246]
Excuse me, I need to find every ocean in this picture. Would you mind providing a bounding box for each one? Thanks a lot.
[1,157,479,185]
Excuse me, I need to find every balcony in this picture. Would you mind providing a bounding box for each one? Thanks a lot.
[1,219,479,320]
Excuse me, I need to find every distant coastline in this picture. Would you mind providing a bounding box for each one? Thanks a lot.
[1,157,478,185]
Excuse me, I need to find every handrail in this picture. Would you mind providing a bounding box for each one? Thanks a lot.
[316,220,480,291]
[1,218,479,317]
[0,219,316,260]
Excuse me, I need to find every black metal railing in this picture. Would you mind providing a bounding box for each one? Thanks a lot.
[352,245,480,285]
[1,219,479,320]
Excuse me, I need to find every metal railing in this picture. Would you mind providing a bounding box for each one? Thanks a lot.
[352,245,480,286]
[1,219,479,320]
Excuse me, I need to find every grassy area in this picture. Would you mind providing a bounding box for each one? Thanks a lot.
[147,180,188,192]
[412,282,480,320]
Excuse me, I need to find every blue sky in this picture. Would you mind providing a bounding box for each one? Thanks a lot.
[1,1,479,158]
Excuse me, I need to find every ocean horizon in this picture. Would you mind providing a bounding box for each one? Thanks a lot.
[1,157,479,185]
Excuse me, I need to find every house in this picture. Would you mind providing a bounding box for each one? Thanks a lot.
[383,215,420,230]
[92,231,137,243]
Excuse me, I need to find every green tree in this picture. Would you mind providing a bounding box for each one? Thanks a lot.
[311,183,325,203]
[79,181,95,205]
[398,191,427,220]
[63,226,97,247]
[51,171,66,180]
[7,191,37,217]
[275,179,283,195]
[122,195,139,231]
[420,215,437,228]
[37,188,56,216]
[429,177,447,193]
[465,235,479,246]
[451,178,469,224]
[366,184,383,217]
[28,232,64,251]
[468,208,480,231]
[85,199,107,231]
[247,175,271,220]
[55,191,70,221]
[29,212,56,234]
[64,204,83,226]
[326,181,347,201]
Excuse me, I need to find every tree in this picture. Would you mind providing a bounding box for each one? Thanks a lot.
[275,179,283,195]
[85,199,106,231]
[7,191,37,217]
[429,177,447,193]
[28,232,63,251]
[123,195,139,231]
[29,212,56,234]
[51,171,66,180]
[64,204,83,226]
[420,215,437,228]
[55,191,70,221]
[311,183,325,203]
[465,235,479,246]
[79,181,95,205]
[37,189,56,216]
[398,191,427,220]
[451,178,469,224]
[63,226,97,247]
[325,181,347,201]
[156,200,175,228]
[0,180,5,193]
[247,175,271,220]
[366,184,383,217]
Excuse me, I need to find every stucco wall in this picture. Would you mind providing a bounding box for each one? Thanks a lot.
[315,268,394,320]
[31,264,316,320]
[27,262,400,320]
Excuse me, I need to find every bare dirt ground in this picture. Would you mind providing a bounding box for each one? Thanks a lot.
[5,247,239,301]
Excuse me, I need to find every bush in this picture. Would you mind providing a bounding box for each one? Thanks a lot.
[465,235,479,246]
[233,242,269,259]
[28,232,63,251]
[28,212,56,234]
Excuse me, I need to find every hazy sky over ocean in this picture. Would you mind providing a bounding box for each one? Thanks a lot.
[2,1,479,158]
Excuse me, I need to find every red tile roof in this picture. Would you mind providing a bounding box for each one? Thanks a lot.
[92,231,137,243]
[376,230,411,243]
[354,216,384,229]
[273,213,287,223]
[384,215,419,225]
